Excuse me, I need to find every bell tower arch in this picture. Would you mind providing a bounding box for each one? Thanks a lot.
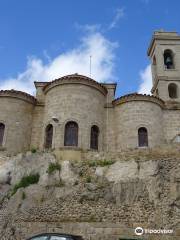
[148,30,180,102]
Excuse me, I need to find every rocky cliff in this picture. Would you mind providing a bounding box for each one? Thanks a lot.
[0,145,180,240]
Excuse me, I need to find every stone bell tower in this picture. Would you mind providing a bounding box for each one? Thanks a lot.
[148,30,180,103]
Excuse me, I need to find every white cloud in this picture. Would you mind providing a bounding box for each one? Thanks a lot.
[138,65,152,94]
[75,23,101,33]
[109,7,125,29]
[0,30,118,95]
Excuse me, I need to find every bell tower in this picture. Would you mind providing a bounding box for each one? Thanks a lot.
[148,30,180,102]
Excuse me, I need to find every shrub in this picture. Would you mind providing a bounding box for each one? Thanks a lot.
[88,161,96,167]
[12,173,40,195]
[78,170,84,177]
[99,159,115,166]
[88,159,115,167]
[47,162,61,175]
[31,148,37,153]
[86,176,92,183]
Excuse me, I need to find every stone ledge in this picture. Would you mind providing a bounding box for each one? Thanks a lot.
[54,148,82,161]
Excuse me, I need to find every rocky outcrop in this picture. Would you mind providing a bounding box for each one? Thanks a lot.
[0,145,180,239]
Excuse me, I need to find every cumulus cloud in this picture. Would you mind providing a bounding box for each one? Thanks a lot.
[0,30,118,95]
[138,65,152,94]
[109,7,125,29]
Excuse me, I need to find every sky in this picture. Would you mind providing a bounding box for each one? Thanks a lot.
[0,0,180,97]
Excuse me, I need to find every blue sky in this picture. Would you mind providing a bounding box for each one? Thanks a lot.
[0,0,180,97]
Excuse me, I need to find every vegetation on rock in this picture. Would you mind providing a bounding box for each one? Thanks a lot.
[88,159,115,167]
[86,176,92,183]
[31,148,37,153]
[12,173,40,195]
[47,162,61,174]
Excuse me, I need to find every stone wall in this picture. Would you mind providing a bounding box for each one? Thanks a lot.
[0,95,34,154]
[0,75,180,155]
[104,106,116,152]
[163,109,180,142]
[30,104,45,150]
[43,83,106,151]
[148,31,180,102]
[113,100,164,150]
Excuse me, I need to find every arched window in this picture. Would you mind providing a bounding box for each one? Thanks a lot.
[168,83,178,99]
[164,49,174,69]
[90,125,99,150]
[138,127,148,147]
[64,121,78,146]
[45,124,53,149]
[0,123,5,147]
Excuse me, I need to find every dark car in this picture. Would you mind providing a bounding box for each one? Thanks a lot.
[27,233,84,240]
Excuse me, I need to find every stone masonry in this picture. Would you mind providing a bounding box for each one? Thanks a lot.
[0,31,180,154]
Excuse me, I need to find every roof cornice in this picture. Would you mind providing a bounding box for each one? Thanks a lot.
[0,90,36,104]
[147,31,180,57]
[43,74,108,95]
[113,93,165,108]
[34,81,48,88]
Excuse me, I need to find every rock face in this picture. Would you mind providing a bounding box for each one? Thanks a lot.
[0,145,180,240]
[106,160,138,182]
[60,160,78,185]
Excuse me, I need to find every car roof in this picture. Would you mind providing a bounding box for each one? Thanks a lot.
[27,233,83,240]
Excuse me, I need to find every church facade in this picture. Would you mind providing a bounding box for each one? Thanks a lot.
[0,30,180,154]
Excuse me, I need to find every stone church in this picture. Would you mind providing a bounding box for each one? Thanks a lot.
[0,30,180,154]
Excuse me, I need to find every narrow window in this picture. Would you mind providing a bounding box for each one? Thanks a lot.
[164,49,174,69]
[153,55,156,65]
[0,123,5,146]
[90,125,99,150]
[138,127,148,147]
[168,83,178,99]
[45,124,53,149]
[64,121,78,146]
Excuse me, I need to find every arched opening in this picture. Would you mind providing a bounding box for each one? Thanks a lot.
[164,49,174,69]
[168,83,178,99]
[0,123,5,147]
[64,121,78,146]
[45,124,53,149]
[138,127,148,147]
[90,125,99,150]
